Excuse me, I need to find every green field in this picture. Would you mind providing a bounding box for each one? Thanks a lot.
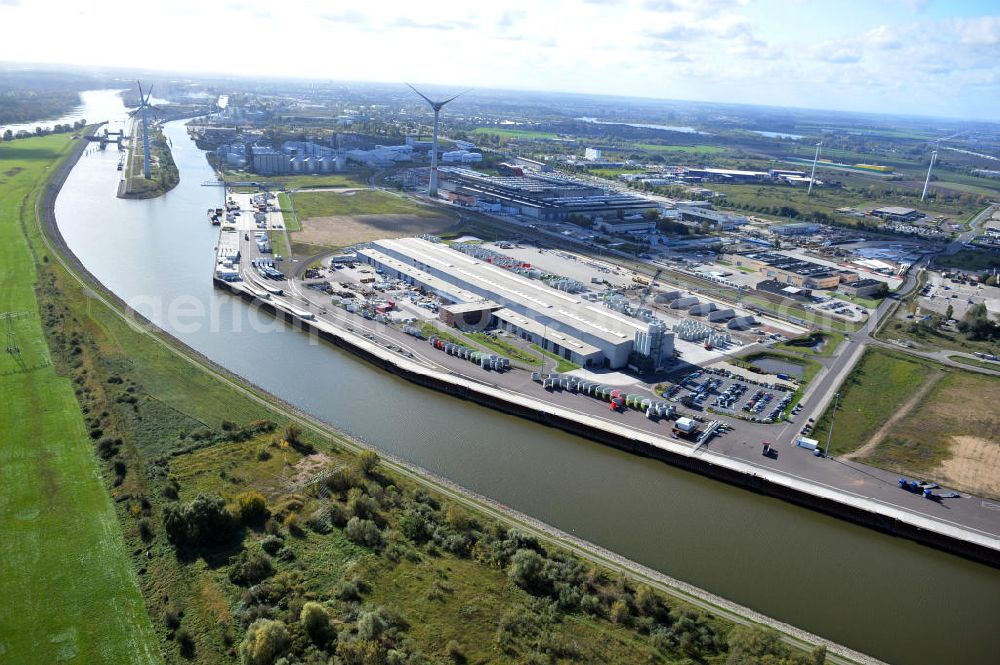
[290,189,437,219]
[223,170,371,191]
[811,349,935,456]
[634,143,726,154]
[0,135,160,663]
[472,127,560,140]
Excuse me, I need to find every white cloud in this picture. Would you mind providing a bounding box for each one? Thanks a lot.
[0,0,995,119]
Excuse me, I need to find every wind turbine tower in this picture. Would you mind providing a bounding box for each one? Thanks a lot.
[807,141,822,196]
[921,149,938,202]
[129,82,160,179]
[406,84,467,198]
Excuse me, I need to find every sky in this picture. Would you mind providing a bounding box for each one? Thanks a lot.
[2,0,999,120]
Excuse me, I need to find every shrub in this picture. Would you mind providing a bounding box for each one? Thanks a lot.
[235,491,269,525]
[357,449,380,476]
[283,512,303,536]
[299,601,332,645]
[138,517,154,542]
[162,494,237,548]
[344,517,383,548]
[176,628,195,659]
[508,549,546,592]
[229,549,275,586]
[346,488,379,520]
[445,639,466,663]
[260,534,283,556]
[239,619,290,665]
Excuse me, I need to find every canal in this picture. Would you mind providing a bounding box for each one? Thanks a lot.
[53,92,1000,665]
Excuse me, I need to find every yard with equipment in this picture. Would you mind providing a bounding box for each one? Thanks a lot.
[0,134,159,664]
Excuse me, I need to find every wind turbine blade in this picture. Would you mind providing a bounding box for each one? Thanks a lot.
[440,89,471,106]
[144,84,154,106]
[405,83,435,107]
[137,81,144,103]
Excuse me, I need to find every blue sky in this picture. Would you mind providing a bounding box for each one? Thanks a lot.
[1,0,998,120]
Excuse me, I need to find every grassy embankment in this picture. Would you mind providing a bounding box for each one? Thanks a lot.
[813,349,1000,496]
[947,354,1000,371]
[531,343,582,373]
[0,134,160,663]
[290,189,439,218]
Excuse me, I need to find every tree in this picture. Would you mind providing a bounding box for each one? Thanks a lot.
[2,129,12,141]
[945,304,954,321]
[283,423,302,446]
[162,494,237,548]
[239,619,289,665]
[507,548,545,592]
[228,549,275,585]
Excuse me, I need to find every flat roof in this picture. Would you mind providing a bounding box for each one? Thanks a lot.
[874,206,918,215]
[373,237,647,347]
[357,248,488,304]
[492,308,602,356]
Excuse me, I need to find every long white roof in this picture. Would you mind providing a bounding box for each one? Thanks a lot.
[374,237,647,347]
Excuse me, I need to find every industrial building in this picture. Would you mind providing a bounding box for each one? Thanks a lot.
[249,141,346,175]
[771,222,820,235]
[438,167,659,223]
[839,278,886,298]
[358,237,674,369]
[871,206,923,223]
[731,252,858,289]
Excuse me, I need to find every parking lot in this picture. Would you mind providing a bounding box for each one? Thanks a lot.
[918,270,1000,320]
[670,366,797,424]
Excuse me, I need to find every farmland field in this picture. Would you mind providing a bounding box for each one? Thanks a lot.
[0,134,160,664]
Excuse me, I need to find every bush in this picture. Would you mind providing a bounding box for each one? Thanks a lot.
[344,517,383,548]
[138,517,154,542]
[283,512,303,536]
[260,534,283,556]
[239,619,290,665]
[508,549,546,592]
[162,494,237,548]
[176,628,195,659]
[357,449,380,476]
[346,487,379,520]
[445,639,466,663]
[235,491,270,525]
[300,601,332,645]
[229,549,275,586]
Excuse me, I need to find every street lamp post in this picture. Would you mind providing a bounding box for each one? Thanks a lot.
[824,392,841,457]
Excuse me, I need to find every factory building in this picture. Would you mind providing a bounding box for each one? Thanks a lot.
[839,278,887,298]
[732,252,857,289]
[438,167,659,223]
[358,237,673,369]
[676,207,747,230]
[871,206,923,223]
[771,222,820,235]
